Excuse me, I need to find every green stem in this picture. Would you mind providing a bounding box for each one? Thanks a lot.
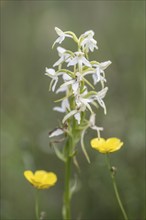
[105,154,128,220]
[64,155,71,220]
[35,189,40,220]
[63,138,72,220]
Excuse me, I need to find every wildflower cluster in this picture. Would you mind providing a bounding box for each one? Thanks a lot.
[45,27,111,160]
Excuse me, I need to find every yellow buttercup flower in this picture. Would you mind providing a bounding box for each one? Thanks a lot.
[24,170,57,189]
[90,137,123,153]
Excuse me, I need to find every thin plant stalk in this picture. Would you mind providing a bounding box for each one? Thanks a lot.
[105,154,128,220]
[35,189,40,220]
[63,135,74,220]
[64,154,71,220]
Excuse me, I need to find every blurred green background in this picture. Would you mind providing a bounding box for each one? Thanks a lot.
[1,1,145,220]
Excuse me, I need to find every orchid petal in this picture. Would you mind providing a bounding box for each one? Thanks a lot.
[53,57,64,67]
[67,57,78,67]
[82,57,92,67]
[74,112,81,124]
[62,110,77,124]
[99,60,112,70]
[72,81,79,94]
[52,78,58,92]
[49,128,64,138]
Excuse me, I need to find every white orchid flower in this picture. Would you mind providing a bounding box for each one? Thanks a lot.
[45,68,58,92]
[62,107,83,125]
[53,98,70,113]
[55,73,72,94]
[62,92,93,124]
[60,70,91,96]
[89,113,103,138]
[53,47,71,67]
[49,128,64,138]
[45,68,62,92]
[53,27,72,47]
[62,73,72,81]
[67,52,91,68]
[60,72,83,95]
[80,112,104,163]
[80,30,98,52]
[75,95,93,113]
[81,87,108,115]
[92,87,108,114]
[92,61,112,86]
[80,30,95,39]
[63,109,83,125]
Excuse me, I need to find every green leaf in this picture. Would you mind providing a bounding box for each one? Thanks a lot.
[69,175,79,199]
[53,145,66,162]
[73,156,80,172]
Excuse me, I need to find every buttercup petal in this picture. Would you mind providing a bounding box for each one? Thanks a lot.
[106,138,123,152]
[24,170,34,184]
[90,138,106,150]
[43,172,57,186]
